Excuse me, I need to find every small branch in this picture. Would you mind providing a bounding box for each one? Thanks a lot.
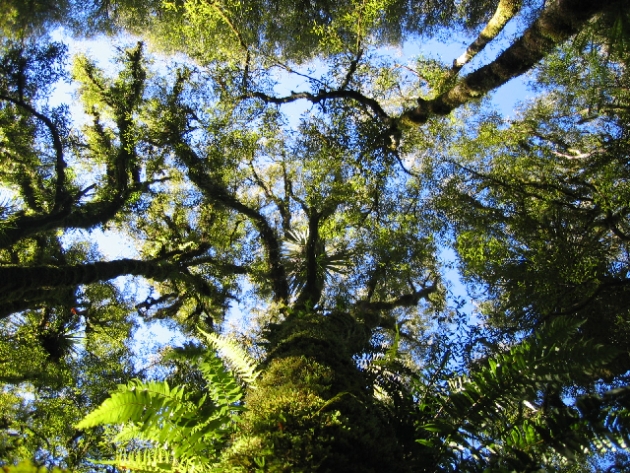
[355,284,437,328]
[551,149,605,160]
[281,159,293,233]
[268,60,328,90]
[245,89,390,120]
[364,264,386,303]
[136,292,179,314]
[183,254,251,275]
[365,284,437,312]
[393,150,421,178]
[605,216,630,242]
[249,160,291,233]
[205,0,250,88]
[341,49,364,90]
[547,278,630,318]
[75,184,97,200]
[452,160,595,207]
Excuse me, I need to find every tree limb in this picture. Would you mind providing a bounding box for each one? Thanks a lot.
[0,93,69,210]
[402,0,620,124]
[341,49,364,90]
[249,160,292,233]
[246,89,390,120]
[0,180,154,250]
[172,141,290,304]
[354,284,437,329]
[0,248,238,316]
[363,284,437,313]
[452,0,523,72]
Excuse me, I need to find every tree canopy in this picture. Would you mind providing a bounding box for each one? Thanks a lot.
[1,0,630,471]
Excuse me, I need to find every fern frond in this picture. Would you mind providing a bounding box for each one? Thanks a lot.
[76,380,189,430]
[98,448,174,473]
[415,317,627,470]
[77,342,248,473]
[199,329,259,386]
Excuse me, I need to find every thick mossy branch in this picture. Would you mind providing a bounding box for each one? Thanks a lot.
[0,249,230,312]
[402,0,622,124]
[452,0,523,72]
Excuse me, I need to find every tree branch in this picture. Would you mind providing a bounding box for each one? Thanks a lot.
[341,49,364,90]
[0,180,152,250]
[172,141,290,304]
[245,89,390,120]
[0,93,69,209]
[203,0,251,88]
[0,246,236,317]
[402,0,620,124]
[354,284,437,329]
[249,160,292,233]
[363,284,437,313]
[452,0,523,72]
[0,258,175,303]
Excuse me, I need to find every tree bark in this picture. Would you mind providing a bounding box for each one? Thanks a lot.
[0,258,176,304]
[452,0,522,71]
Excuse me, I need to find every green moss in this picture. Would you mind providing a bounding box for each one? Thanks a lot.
[220,312,410,472]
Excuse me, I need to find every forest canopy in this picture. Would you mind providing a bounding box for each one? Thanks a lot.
[1,0,630,471]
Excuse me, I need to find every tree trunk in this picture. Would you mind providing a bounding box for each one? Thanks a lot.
[221,311,414,472]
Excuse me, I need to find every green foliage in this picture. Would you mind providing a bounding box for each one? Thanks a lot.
[439,33,630,380]
[200,329,259,386]
[2,0,630,472]
[76,339,256,472]
[415,317,629,471]
[1,460,68,473]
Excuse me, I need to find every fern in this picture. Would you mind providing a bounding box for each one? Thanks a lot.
[199,329,259,386]
[96,449,175,473]
[415,317,630,471]
[76,342,250,472]
[77,380,188,430]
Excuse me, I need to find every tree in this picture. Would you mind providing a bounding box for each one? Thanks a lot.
[1,0,630,471]
[440,30,630,378]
